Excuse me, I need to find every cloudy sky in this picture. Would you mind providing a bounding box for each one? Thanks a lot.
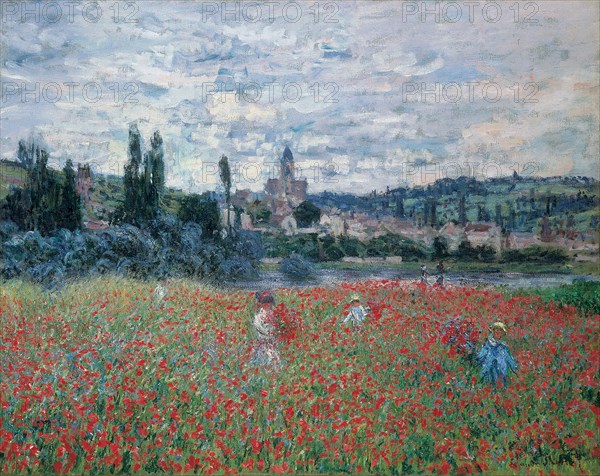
[1,1,598,193]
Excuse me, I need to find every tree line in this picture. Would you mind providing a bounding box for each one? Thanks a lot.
[2,139,82,234]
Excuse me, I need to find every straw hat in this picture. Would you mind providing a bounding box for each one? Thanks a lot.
[256,291,275,305]
[489,322,507,333]
[349,294,361,302]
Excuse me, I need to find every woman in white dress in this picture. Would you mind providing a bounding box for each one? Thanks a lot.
[252,291,281,368]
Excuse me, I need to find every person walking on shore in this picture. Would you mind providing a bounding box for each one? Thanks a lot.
[435,261,445,286]
[419,264,430,285]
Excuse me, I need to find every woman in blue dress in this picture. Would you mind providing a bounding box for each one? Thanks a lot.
[477,322,518,386]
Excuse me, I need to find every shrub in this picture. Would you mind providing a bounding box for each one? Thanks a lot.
[338,236,366,258]
[432,236,449,258]
[501,245,568,264]
[218,256,259,280]
[280,252,315,279]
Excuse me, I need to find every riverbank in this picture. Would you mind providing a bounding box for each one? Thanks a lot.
[260,257,599,276]
[229,267,599,291]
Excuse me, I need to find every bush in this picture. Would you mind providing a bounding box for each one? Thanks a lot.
[280,253,315,280]
[322,241,345,261]
[476,244,497,262]
[501,245,568,264]
[293,200,321,228]
[365,234,427,261]
[457,240,478,260]
[0,220,18,242]
[218,256,259,280]
[455,241,497,262]
[338,236,366,258]
[432,236,449,258]
[262,233,319,260]
[232,230,264,263]
[180,222,204,254]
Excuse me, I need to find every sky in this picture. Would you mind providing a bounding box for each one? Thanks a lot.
[1,1,598,194]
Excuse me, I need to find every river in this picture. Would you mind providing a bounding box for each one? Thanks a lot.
[223,269,599,291]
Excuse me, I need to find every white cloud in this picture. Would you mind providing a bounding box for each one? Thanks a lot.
[0,1,598,191]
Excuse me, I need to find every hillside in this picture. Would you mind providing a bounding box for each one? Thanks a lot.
[310,175,599,234]
[2,160,598,234]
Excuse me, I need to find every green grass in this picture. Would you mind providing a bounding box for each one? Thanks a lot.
[507,280,600,316]
[0,162,28,199]
[308,258,598,276]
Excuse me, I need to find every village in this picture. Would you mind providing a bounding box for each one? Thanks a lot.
[225,147,599,262]
[73,145,598,266]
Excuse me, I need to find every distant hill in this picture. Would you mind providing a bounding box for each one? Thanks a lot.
[2,160,598,234]
[309,175,598,234]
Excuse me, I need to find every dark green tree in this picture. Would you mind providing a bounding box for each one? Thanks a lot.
[477,204,486,222]
[430,198,437,228]
[178,192,221,239]
[29,148,60,234]
[122,126,164,223]
[17,139,34,169]
[145,130,165,215]
[495,203,503,228]
[247,200,271,225]
[218,155,232,234]
[123,124,143,223]
[458,193,467,226]
[432,235,449,258]
[508,203,517,231]
[3,139,58,233]
[395,196,405,218]
[293,200,321,228]
[58,159,82,231]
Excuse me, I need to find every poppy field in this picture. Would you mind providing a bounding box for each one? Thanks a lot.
[1,278,599,475]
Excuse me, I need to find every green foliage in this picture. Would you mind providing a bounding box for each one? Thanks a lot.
[246,200,271,225]
[432,235,449,258]
[219,155,232,232]
[320,235,345,261]
[262,233,320,260]
[514,281,600,316]
[456,240,497,261]
[338,235,366,258]
[501,245,569,264]
[2,141,82,235]
[58,159,82,231]
[121,126,165,224]
[365,234,427,261]
[293,200,321,228]
[177,193,221,239]
[263,232,426,261]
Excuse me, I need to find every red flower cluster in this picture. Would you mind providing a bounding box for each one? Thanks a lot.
[0,280,598,474]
